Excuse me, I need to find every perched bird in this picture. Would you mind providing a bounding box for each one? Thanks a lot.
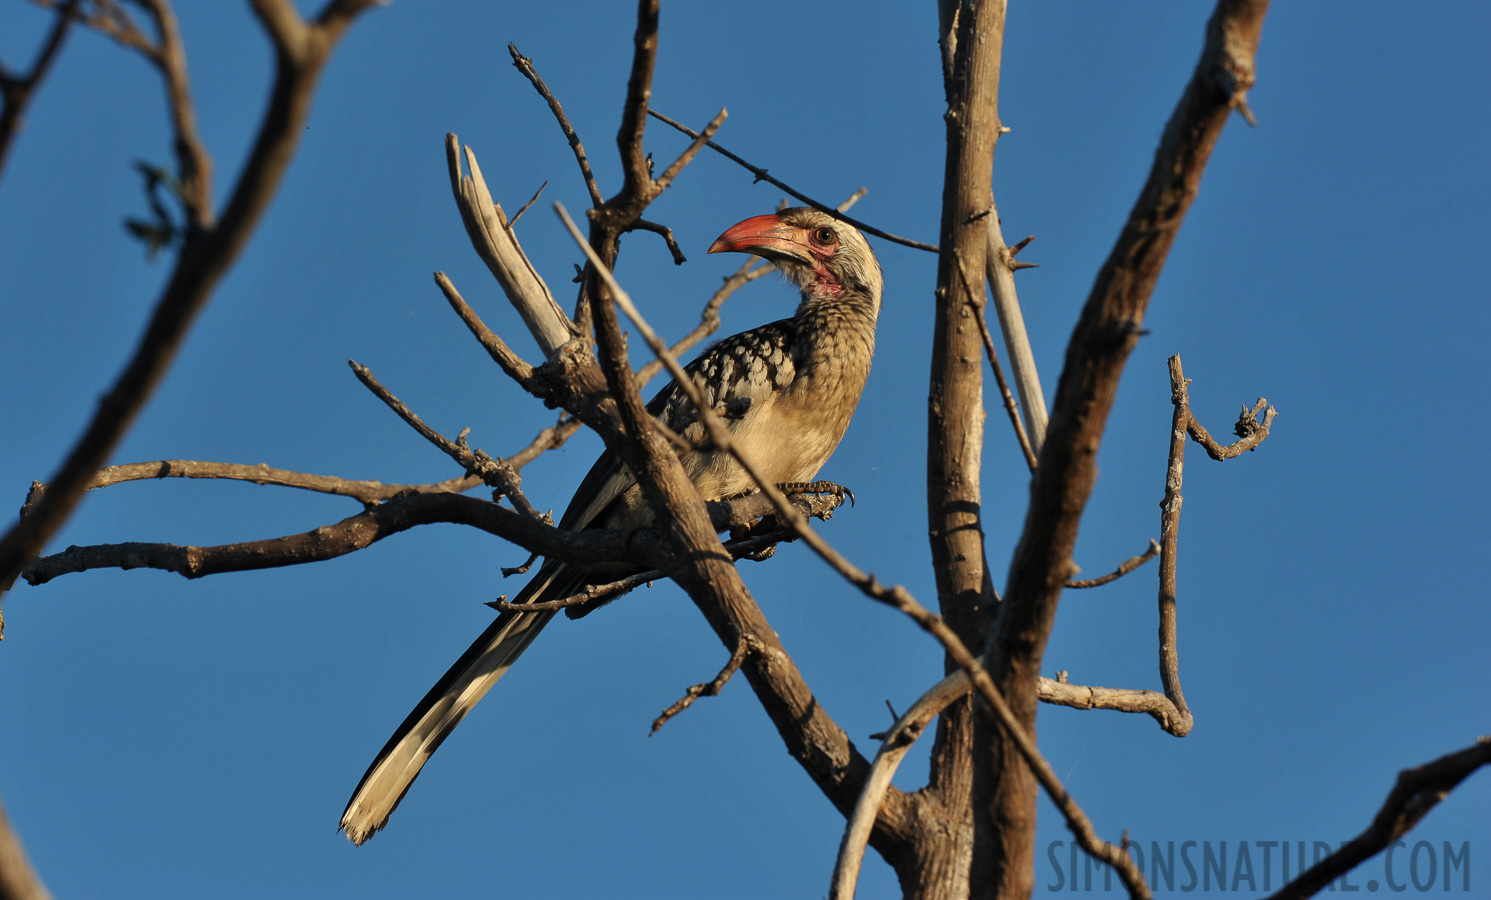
[340,207,883,844]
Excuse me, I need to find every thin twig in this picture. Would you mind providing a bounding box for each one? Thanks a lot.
[647,108,938,253]
[508,43,603,209]
[984,224,1048,452]
[1158,356,1276,732]
[650,637,753,734]
[1066,539,1161,589]
[432,271,537,386]
[508,180,547,226]
[132,0,212,228]
[504,415,582,469]
[1186,396,1276,459]
[962,253,1037,470]
[629,217,687,265]
[28,0,153,54]
[652,109,727,194]
[1037,675,1190,736]
[348,360,542,518]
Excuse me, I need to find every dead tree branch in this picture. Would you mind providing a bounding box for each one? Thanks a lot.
[1157,355,1276,736]
[508,42,603,209]
[1066,539,1160,589]
[1264,738,1491,900]
[21,460,478,512]
[20,485,830,588]
[348,360,542,517]
[1036,675,1189,736]
[445,135,575,357]
[650,636,753,735]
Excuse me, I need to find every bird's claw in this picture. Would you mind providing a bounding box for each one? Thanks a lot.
[776,480,855,508]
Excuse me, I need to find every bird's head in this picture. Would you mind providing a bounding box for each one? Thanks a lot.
[708,207,882,305]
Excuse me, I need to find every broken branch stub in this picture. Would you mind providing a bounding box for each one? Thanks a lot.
[445,133,575,358]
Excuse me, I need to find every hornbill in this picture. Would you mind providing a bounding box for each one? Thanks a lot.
[340,207,883,844]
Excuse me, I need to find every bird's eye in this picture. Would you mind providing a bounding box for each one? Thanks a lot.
[812,226,837,246]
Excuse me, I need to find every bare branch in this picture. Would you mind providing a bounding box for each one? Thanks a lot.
[348,361,542,518]
[21,459,477,511]
[507,43,603,209]
[1157,356,1276,734]
[1037,675,1190,736]
[132,0,212,228]
[652,109,726,194]
[647,108,938,253]
[1066,539,1160,589]
[432,271,537,386]
[28,0,153,55]
[1264,739,1491,900]
[504,415,582,470]
[21,483,828,588]
[628,217,687,265]
[508,179,546,226]
[22,491,612,585]
[1186,395,1276,459]
[650,636,752,735]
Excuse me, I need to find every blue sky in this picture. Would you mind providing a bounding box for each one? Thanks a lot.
[1,2,1487,897]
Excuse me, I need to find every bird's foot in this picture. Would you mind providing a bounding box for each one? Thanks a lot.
[775,480,855,508]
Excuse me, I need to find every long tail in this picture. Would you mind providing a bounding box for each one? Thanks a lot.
[339,561,581,844]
